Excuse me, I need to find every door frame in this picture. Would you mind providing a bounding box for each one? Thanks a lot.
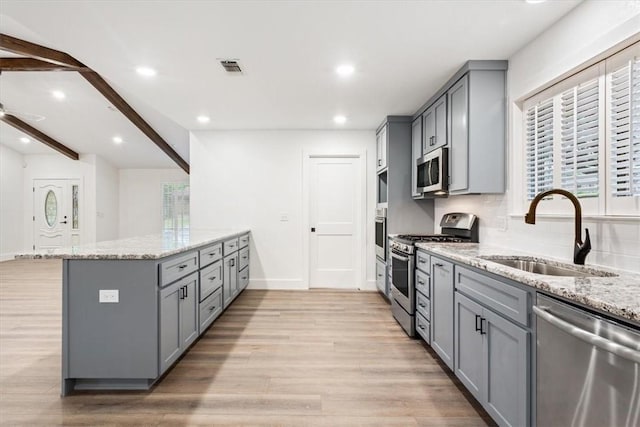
[302,149,367,290]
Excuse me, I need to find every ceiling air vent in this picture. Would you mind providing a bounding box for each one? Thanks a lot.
[220,60,242,73]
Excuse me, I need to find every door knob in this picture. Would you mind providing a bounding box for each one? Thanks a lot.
[311,227,316,232]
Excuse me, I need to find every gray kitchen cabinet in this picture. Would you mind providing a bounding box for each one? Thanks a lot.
[376,258,386,295]
[447,69,506,194]
[159,272,199,374]
[431,256,454,370]
[411,117,423,198]
[376,124,388,172]
[422,95,447,153]
[224,253,239,306]
[455,290,529,427]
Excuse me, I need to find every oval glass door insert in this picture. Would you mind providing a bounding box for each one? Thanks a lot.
[44,190,58,227]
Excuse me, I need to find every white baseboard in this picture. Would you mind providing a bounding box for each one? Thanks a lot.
[361,279,377,291]
[247,279,307,290]
[0,253,16,262]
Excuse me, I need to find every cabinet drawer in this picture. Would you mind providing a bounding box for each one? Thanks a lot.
[199,287,223,334]
[416,311,431,344]
[239,234,250,249]
[238,247,250,271]
[199,243,222,268]
[223,238,239,255]
[199,260,223,301]
[416,251,430,274]
[415,269,430,297]
[455,265,529,327]
[239,267,249,290]
[416,289,431,321]
[376,259,386,293]
[159,251,199,287]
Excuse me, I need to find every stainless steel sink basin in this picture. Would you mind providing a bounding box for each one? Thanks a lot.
[479,256,617,278]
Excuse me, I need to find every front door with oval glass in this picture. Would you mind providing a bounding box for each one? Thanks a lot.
[33,179,81,252]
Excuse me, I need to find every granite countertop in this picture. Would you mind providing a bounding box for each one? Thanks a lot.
[15,229,250,260]
[415,242,640,324]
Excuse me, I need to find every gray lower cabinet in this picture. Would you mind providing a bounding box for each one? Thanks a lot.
[224,253,239,306]
[431,256,454,370]
[455,292,530,427]
[375,258,386,294]
[159,272,199,374]
[199,286,223,333]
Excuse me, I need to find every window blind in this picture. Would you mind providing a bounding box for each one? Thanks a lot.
[526,99,554,200]
[560,78,600,198]
[609,57,640,198]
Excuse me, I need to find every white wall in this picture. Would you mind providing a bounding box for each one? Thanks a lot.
[435,1,640,272]
[95,156,120,242]
[0,145,25,261]
[118,168,188,238]
[190,130,377,290]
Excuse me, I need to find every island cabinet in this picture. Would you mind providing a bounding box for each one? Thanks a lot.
[159,272,199,374]
[61,230,251,396]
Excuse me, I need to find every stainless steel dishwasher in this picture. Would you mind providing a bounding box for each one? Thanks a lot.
[534,294,640,427]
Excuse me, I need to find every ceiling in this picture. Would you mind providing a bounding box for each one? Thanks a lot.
[0,0,581,168]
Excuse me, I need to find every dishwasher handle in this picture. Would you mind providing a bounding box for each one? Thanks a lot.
[533,305,640,364]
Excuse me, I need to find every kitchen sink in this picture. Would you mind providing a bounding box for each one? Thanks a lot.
[479,256,618,278]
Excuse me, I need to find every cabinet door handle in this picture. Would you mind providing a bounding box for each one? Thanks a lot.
[178,264,188,270]
[179,286,184,299]
[378,159,382,166]
[434,263,444,268]
[418,259,426,264]
[230,259,235,267]
[419,302,426,308]
[185,286,188,298]
[209,305,217,312]
[480,318,487,335]
[208,276,216,281]
[475,315,482,332]
[418,279,425,285]
[209,253,215,257]
[418,323,425,330]
[242,256,248,260]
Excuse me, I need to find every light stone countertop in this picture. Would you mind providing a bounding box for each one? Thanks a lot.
[415,242,640,324]
[15,229,250,260]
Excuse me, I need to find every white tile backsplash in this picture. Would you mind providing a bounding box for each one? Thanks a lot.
[435,194,640,273]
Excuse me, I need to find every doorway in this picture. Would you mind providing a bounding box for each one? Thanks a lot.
[33,179,81,251]
[304,153,365,289]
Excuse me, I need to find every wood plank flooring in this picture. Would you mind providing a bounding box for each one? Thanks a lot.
[0,259,493,426]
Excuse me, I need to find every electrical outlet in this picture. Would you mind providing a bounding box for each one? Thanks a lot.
[99,289,119,303]
[280,213,289,222]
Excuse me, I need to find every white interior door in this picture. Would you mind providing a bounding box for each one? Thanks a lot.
[33,179,81,251]
[308,155,363,289]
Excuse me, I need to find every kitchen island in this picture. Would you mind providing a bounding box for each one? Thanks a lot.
[17,229,251,396]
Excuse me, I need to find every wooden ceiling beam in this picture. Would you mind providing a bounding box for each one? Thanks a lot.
[0,34,85,68]
[1,113,79,160]
[80,70,190,174]
[0,34,190,173]
[0,57,89,72]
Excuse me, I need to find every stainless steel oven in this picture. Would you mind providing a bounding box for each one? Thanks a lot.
[390,248,415,336]
[375,208,386,260]
[416,146,448,195]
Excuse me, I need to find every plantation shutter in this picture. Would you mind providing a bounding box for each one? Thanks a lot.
[560,78,600,198]
[526,99,554,200]
[609,56,640,199]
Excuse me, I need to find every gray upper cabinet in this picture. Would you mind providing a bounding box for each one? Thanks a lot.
[411,117,423,198]
[422,95,447,152]
[412,61,507,197]
[431,256,454,370]
[447,70,506,194]
[376,124,388,172]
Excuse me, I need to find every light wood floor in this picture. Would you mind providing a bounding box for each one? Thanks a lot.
[0,259,493,426]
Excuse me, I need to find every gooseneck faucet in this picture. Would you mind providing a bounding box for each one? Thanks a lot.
[524,188,591,265]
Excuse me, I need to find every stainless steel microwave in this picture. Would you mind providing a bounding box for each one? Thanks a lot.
[416,147,448,196]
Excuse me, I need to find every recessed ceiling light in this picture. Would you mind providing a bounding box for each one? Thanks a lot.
[333,115,347,124]
[20,137,30,144]
[136,66,157,77]
[197,115,210,124]
[336,64,355,77]
[112,136,123,144]
[52,90,66,100]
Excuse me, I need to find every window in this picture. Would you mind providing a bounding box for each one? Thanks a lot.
[523,42,640,216]
[163,183,190,238]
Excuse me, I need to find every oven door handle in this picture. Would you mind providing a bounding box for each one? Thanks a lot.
[533,305,640,364]
[390,251,410,262]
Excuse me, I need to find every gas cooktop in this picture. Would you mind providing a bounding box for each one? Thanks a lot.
[394,234,466,243]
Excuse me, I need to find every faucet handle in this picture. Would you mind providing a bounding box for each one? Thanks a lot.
[574,228,591,265]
